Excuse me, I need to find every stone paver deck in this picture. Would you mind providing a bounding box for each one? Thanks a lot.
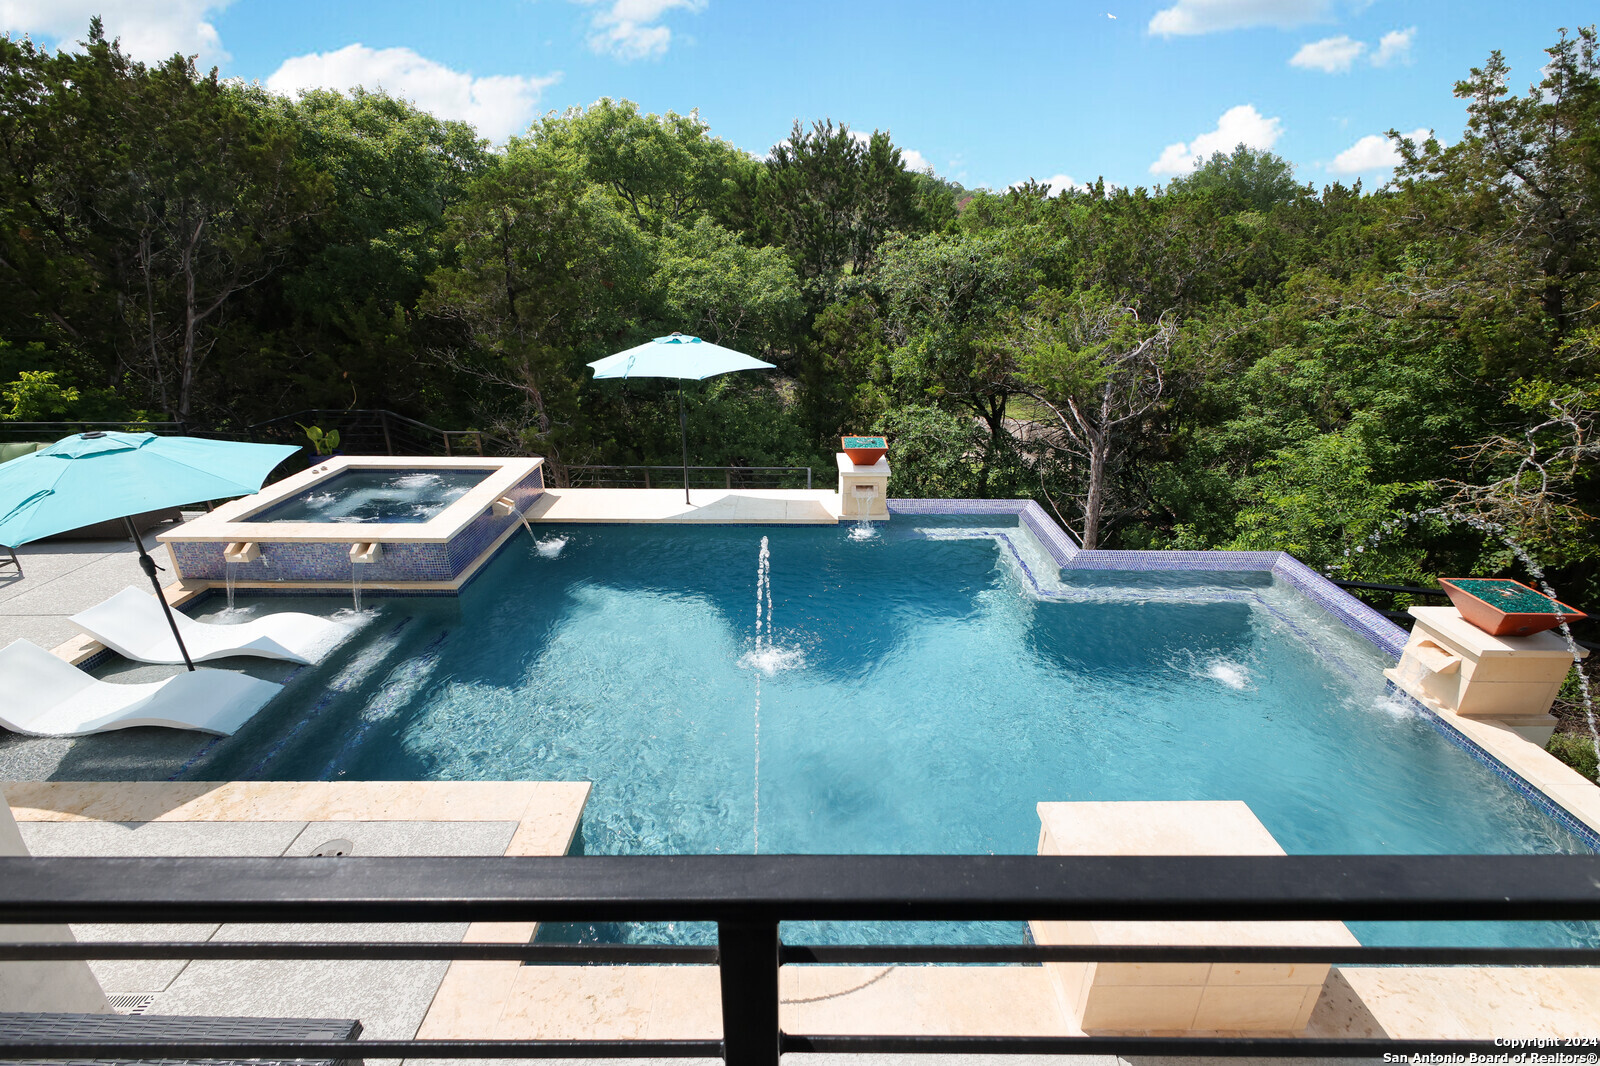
[0,524,180,654]
[6,780,589,1047]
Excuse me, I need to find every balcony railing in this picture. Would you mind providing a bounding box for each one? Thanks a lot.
[562,464,814,490]
[3,853,1599,1062]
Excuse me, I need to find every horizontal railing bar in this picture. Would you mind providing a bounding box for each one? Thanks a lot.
[784,1035,1526,1057]
[4,941,1596,966]
[0,1035,1554,1059]
[568,465,811,471]
[782,944,1600,965]
[1327,578,1450,597]
[0,941,719,963]
[0,1037,722,1059]
[4,854,1600,924]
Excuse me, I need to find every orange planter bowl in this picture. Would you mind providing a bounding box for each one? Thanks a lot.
[841,435,888,466]
[1437,577,1587,637]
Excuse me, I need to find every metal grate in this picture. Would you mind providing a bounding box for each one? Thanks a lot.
[107,993,154,1015]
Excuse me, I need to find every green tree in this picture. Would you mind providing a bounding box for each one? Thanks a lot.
[524,99,754,231]
[1165,146,1304,212]
[654,217,802,348]
[876,232,1028,494]
[763,119,922,295]
[422,148,643,459]
[1006,289,1179,549]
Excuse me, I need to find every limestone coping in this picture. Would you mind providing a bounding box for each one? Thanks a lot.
[1408,606,1586,659]
[159,455,543,544]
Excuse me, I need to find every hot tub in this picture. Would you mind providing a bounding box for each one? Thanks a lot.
[160,455,544,593]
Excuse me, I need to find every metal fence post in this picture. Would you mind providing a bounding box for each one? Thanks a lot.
[718,921,780,1066]
[379,410,394,456]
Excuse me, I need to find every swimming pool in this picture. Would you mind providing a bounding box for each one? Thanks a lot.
[188,515,1598,948]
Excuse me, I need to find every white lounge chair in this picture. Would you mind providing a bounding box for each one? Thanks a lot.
[0,639,282,736]
[71,586,352,666]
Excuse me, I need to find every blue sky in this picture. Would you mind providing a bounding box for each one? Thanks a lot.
[4,1,1594,191]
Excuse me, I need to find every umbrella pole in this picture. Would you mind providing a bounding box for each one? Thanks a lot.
[123,516,196,672]
[679,381,691,506]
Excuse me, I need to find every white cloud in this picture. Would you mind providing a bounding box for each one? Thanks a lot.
[1149,104,1284,175]
[1371,26,1415,66]
[0,0,231,65]
[1149,0,1328,37]
[1010,174,1087,197]
[574,0,706,61]
[266,45,558,143]
[1290,35,1365,72]
[1329,127,1430,174]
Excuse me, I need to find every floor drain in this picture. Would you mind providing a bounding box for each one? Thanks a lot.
[108,993,154,1015]
[310,838,354,857]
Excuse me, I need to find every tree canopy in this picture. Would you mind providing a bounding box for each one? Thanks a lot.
[2,20,1598,623]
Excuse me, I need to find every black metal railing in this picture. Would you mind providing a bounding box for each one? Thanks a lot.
[564,464,814,490]
[2,853,1598,1062]
[246,409,519,458]
[0,420,191,444]
[1328,578,1452,623]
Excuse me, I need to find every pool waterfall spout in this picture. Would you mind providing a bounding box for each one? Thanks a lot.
[1341,506,1599,768]
[348,542,382,612]
[493,496,537,543]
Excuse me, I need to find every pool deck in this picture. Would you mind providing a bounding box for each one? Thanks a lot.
[527,487,845,524]
[6,780,590,1046]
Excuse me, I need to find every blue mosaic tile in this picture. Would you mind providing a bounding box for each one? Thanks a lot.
[1271,554,1409,659]
[1384,683,1600,853]
[887,498,1081,565]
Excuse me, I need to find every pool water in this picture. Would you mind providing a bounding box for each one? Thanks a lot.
[250,469,490,523]
[192,517,1598,948]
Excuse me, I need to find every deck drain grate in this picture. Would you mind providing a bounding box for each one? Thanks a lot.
[108,993,155,1015]
[310,838,354,857]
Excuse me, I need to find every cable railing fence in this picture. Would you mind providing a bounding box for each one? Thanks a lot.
[562,464,813,490]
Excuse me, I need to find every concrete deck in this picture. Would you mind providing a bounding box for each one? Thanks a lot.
[0,523,179,654]
[527,487,844,524]
[6,780,589,1047]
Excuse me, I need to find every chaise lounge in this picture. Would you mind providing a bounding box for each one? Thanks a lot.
[0,639,282,737]
[71,586,353,665]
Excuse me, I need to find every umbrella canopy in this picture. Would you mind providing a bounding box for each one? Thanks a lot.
[588,332,774,382]
[588,334,775,503]
[0,432,298,546]
[0,431,300,671]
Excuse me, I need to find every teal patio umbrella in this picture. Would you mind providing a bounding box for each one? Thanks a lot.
[588,333,776,504]
[0,431,299,670]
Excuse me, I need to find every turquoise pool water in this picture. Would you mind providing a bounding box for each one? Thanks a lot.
[193,516,1598,948]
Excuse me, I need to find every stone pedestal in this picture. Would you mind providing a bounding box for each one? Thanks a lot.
[1030,801,1356,1033]
[1385,606,1584,746]
[835,453,889,521]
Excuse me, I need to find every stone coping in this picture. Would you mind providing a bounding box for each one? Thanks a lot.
[162,455,544,544]
[3,781,589,854]
[527,487,843,524]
